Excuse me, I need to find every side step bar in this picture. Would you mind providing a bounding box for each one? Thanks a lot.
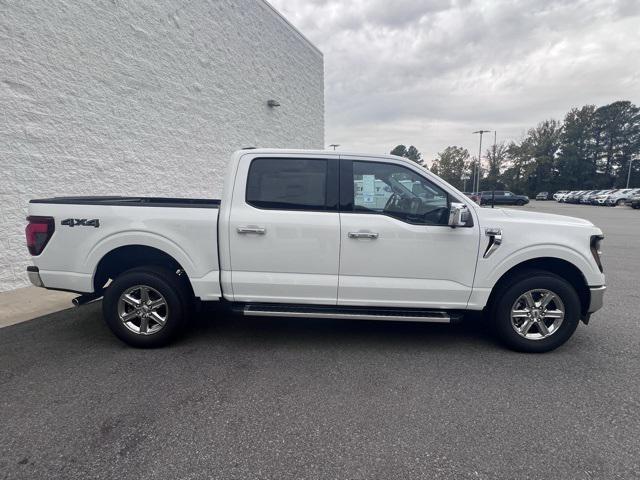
[237,304,461,324]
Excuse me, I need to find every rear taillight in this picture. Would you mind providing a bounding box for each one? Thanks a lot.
[26,216,55,255]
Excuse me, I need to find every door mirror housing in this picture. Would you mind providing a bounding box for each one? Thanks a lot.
[448,202,471,227]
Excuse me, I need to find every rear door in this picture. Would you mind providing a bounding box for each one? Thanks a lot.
[337,157,479,309]
[228,154,340,304]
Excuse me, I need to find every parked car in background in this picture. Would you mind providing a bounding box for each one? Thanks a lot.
[630,193,640,209]
[574,191,594,204]
[582,190,607,204]
[536,191,549,200]
[580,190,600,204]
[464,192,480,203]
[564,191,585,203]
[606,188,639,206]
[624,190,640,206]
[553,190,569,201]
[557,191,576,202]
[480,191,529,206]
[592,190,618,205]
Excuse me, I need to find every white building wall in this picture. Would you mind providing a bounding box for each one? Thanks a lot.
[0,0,324,291]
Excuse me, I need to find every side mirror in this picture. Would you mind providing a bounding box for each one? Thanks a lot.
[448,202,470,227]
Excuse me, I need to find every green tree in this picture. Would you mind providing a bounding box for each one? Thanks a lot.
[484,142,508,190]
[432,146,470,190]
[390,145,408,157]
[501,120,562,196]
[592,101,640,187]
[556,105,598,189]
[390,144,424,164]
[406,145,422,163]
[430,160,439,176]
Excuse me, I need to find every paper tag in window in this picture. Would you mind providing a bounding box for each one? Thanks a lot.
[362,175,375,203]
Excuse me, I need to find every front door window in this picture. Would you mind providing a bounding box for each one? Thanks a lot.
[350,161,450,226]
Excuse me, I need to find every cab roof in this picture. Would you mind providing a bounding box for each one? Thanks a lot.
[234,148,418,164]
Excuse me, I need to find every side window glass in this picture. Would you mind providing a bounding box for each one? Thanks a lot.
[352,161,449,225]
[246,158,328,210]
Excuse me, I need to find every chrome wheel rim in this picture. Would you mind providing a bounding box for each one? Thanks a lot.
[117,285,168,335]
[510,289,565,340]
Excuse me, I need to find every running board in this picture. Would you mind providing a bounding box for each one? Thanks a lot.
[237,304,460,323]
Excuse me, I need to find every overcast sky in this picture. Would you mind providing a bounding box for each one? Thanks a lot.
[269,0,640,163]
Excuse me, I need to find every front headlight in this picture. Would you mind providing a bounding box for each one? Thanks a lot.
[590,235,604,273]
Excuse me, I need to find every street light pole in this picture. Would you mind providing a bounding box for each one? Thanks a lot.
[470,158,475,192]
[627,156,637,188]
[493,131,497,161]
[473,130,491,192]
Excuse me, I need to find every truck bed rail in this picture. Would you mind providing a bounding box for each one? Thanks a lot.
[30,196,221,209]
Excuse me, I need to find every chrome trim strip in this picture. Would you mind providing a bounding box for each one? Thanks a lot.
[243,309,451,323]
[588,285,606,313]
[483,228,502,259]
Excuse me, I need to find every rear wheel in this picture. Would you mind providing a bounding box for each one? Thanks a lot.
[102,266,192,347]
[490,270,581,352]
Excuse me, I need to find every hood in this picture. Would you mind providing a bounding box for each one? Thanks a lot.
[476,206,594,227]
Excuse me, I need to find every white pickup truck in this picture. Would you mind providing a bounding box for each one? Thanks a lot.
[26,149,606,352]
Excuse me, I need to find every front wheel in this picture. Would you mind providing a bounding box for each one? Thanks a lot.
[102,266,192,347]
[516,200,526,206]
[490,271,581,352]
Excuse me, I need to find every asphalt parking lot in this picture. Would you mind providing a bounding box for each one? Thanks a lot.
[1,201,639,480]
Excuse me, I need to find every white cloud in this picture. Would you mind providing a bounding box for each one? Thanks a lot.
[270,0,640,161]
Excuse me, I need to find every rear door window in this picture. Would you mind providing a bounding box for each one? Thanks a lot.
[246,158,331,210]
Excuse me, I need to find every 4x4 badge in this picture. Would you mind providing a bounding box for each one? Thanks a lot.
[61,218,100,228]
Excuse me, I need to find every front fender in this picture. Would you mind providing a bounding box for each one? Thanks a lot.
[477,243,602,290]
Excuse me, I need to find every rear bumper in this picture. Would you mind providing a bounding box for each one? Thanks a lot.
[588,285,606,313]
[26,267,92,293]
[27,266,44,287]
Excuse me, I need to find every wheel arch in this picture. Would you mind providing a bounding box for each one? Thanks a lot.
[485,257,590,316]
[93,244,195,297]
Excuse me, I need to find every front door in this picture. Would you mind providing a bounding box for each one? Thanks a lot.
[229,154,340,304]
[338,157,479,309]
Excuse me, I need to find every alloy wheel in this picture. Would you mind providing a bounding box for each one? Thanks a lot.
[510,289,565,340]
[117,285,168,335]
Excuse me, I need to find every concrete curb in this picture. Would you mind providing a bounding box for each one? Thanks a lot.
[0,287,77,328]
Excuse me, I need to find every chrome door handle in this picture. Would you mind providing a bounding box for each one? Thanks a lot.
[348,231,379,239]
[237,226,266,235]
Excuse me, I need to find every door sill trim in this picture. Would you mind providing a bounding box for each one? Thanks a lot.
[237,303,460,323]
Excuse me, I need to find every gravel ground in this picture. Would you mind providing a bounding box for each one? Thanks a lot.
[1,201,639,480]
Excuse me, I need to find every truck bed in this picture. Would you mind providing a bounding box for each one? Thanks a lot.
[30,196,220,209]
[27,196,221,300]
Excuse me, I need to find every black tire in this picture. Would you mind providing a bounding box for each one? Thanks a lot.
[516,200,526,206]
[102,266,192,348]
[616,199,624,206]
[490,270,581,353]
